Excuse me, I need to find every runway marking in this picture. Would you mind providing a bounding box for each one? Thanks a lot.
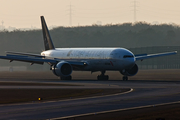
[31,88,133,107]
[0,88,133,107]
[0,88,134,118]
[50,101,180,120]
[42,88,133,104]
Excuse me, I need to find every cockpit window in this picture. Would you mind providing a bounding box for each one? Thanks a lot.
[123,55,133,58]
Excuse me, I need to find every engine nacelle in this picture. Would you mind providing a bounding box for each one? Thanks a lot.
[52,61,72,77]
[120,64,138,76]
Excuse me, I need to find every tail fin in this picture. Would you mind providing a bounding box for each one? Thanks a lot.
[41,16,55,50]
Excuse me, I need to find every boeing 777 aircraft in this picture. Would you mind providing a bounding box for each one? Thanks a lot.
[0,16,177,80]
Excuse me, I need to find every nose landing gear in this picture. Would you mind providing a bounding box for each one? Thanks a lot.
[96,71,129,80]
[97,71,109,80]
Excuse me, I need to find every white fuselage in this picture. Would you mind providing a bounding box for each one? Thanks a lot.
[41,48,135,72]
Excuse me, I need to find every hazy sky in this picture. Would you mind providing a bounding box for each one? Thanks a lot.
[1,0,180,28]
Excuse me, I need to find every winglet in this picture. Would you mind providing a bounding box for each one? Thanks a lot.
[41,16,55,50]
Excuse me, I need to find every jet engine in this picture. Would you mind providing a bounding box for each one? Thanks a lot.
[120,64,138,76]
[52,61,72,77]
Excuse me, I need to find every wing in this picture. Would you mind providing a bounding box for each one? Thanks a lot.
[0,52,87,67]
[135,51,177,61]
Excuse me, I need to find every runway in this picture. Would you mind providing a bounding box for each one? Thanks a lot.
[1,78,180,119]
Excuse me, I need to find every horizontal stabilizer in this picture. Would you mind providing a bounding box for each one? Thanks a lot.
[6,51,44,58]
[0,55,57,64]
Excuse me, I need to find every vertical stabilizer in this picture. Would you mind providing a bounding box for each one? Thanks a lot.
[41,16,55,50]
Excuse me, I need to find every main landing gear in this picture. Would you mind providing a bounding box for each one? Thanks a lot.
[97,71,109,80]
[123,76,128,81]
[60,75,72,80]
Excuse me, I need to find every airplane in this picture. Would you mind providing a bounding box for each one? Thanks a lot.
[0,16,177,80]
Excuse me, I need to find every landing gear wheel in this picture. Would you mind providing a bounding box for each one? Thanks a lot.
[97,71,109,80]
[123,76,128,81]
[105,75,109,80]
[97,75,101,80]
[60,76,72,80]
[97,75,109,80]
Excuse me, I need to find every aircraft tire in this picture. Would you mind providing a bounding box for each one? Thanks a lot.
[61,76,72,80]
[97,75,109,80]
[123,76,128,81]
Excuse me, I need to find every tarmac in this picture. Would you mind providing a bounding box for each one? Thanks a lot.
[0,69,180,119]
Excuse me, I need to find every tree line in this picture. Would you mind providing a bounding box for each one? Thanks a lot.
[0,22,179,53]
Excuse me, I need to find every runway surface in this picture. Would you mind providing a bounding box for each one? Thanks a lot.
[0,70,180,119]
[0,80,180,119]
